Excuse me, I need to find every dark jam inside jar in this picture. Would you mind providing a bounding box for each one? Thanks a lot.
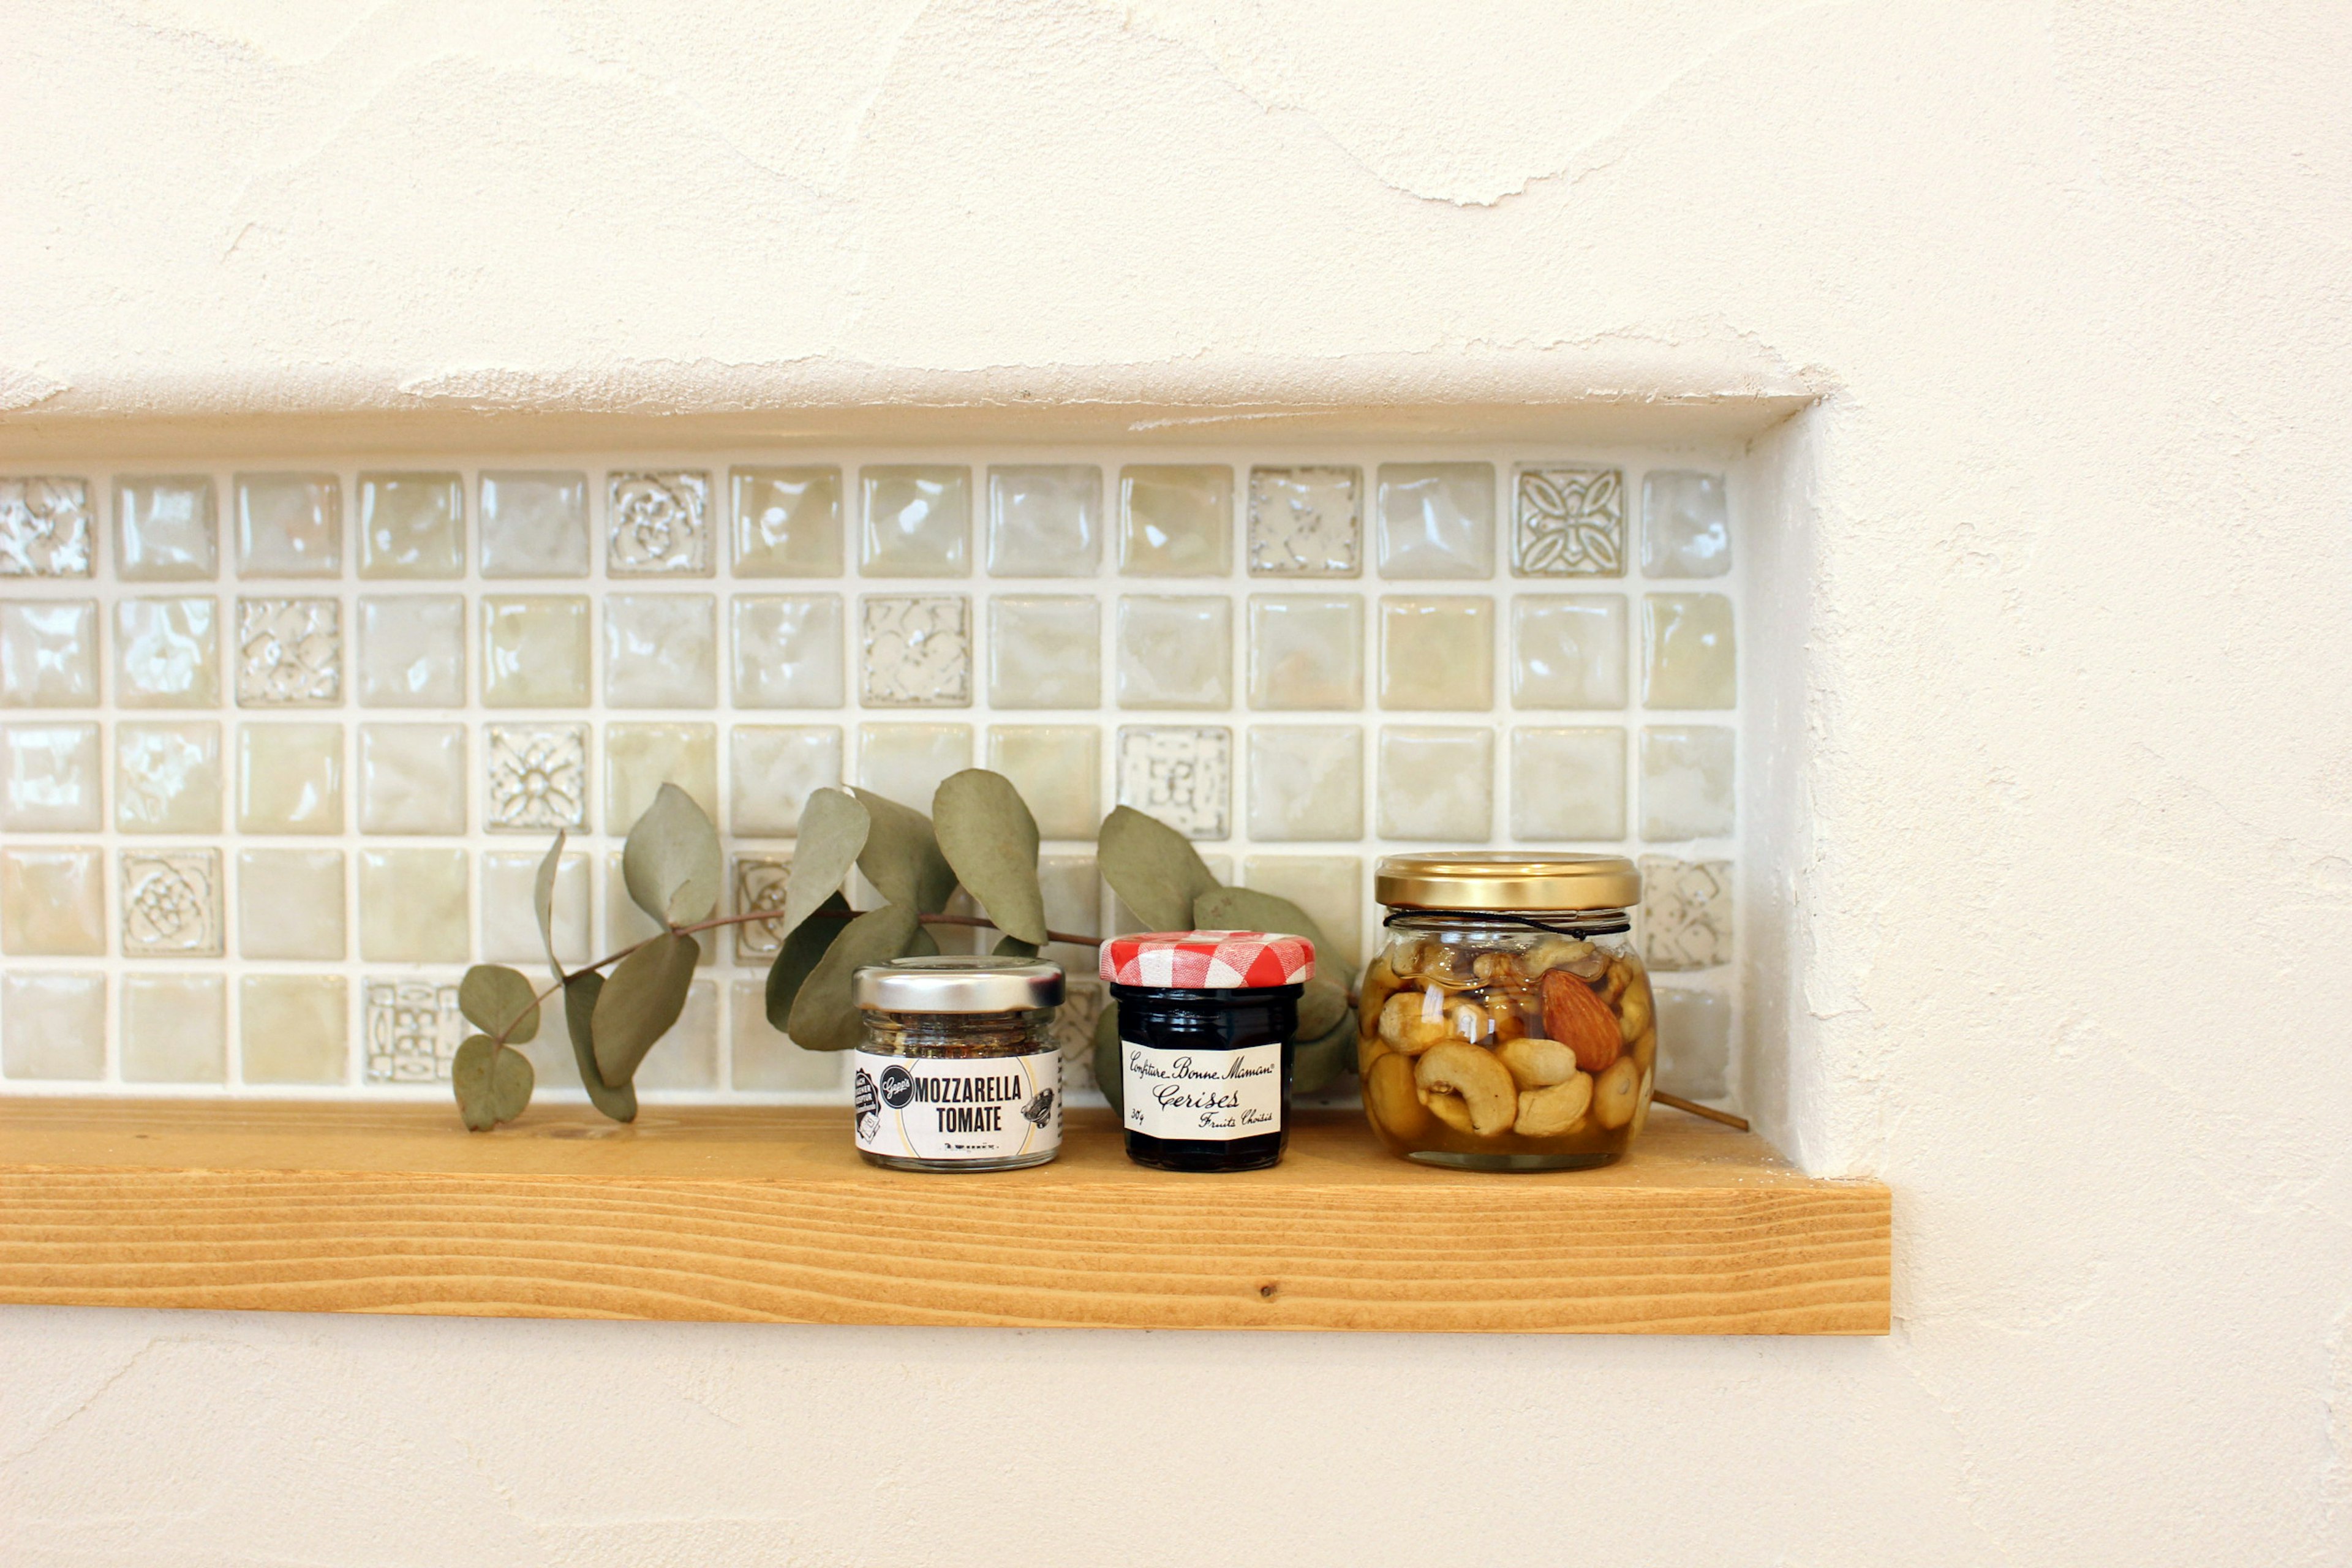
[1110,982,1300,1172]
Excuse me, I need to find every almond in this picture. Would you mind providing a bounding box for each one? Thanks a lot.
[1540,968,1623,1074]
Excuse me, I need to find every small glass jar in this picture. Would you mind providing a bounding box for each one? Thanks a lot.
[1102,930,1315,1173]
[1366,854,1653,1172]
[850,955,1065,1172]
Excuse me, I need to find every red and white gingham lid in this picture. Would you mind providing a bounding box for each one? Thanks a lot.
[1099,930,1316,990]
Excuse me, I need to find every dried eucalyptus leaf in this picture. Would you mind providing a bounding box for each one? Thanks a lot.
[932,769,1048,945]
[781,788,869,940]
[1291,1011,1354,1097]
[766,891,850,1034]
[592,931,700,1087]
[1093,1000,1123,1117]
[622,782,724,927]
[564,972,637,1122]
[786,903,920,1052]
[851,789,957,914]
[459,964,541,1045]
[992,933,1040,959]
[453,1035,534,1131]
[533,829,568,985]
[1099,805,1221,933]
[1193,885,1329,962]
[1295,976,1348,1042]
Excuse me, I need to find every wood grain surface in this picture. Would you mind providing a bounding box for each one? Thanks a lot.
[0,1100,1890,1334]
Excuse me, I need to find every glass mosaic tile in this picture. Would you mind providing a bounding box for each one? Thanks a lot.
[861,595,970,707]
[358,723,467,835]
[238,722,345,835]
[1239,854,1363,970]
[1640,725,1736,840]
[861,466,970,578]
[121,848,224,957]
[2,600,100,707]
[608,471,712,576]
[481,595,591,707]
[0,848,107,956]
[1642,592,1736,709]
[481,849,589,968]
[605,723,718,834]
[1512,594,1627,709]
[1246,725,1363,842]
[1642,471,1730,578]
[357,472,464,579]
[1036,854,1102,968]
[363,979,463,1083]
[1116,596,1231,709]
[237,597,343,707]
[732,979,844,1090]
[1,972,105,1080]
[605,594,718,708]
[1248,595,1363,710]
[988,466,1102,578]
[486,722,589,832]
[480,471,590,579]
[235,473,342,578]
[241,975,349,1085]
[116,721,221,834]
[357,848,469,964]
[731,595,844,709]
[987,725,1099,840]
[113,597,217,709]
[0,478,93,577]
[115,475,218,581]
[355,595,465,709]
[733,467,843,578]
[1511,726,1627,841]
[1377,726,1493,841]
[1640,856,1733,971]
[1379,596,1493,710]
[120,974,225,1083]
[1249,466,1362,577]
[1376,462,1493,579]
[730,725,842,837]
[856,723,972,813]
[990,595,1100,709]
[1654,987,1730,1099]
[1513,465,1623,577]
[1117,725,1230,840]
[1118,466,1231,576]
[238,849,345,960]
[1,722,103,832]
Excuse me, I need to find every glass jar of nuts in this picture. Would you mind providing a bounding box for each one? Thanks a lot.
[1363,854,1653,1171]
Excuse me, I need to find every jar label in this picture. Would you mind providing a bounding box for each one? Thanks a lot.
[1121,1040,1283,1141]
[851,1049,1061,1163]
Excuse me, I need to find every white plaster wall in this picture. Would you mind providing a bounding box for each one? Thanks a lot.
[4,3,2350,1562]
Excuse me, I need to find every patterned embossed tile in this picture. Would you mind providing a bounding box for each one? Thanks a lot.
[729,725,842,837]
[1115,596,1231,710]
[363,978,464,1083]
[860,466,970,578]
[1248,595,1363,710]
[1,972,105,1080]
[115,722,221,834]
[1378,596,1493,710]
[237,722,344,834]
[1376,462,1493,579]
[358,723,466,835]
[113,597,217,709]
[0,478,93,577]
[0,848,106,956]
[1246,725,1363,842]
[1642,470,1730,578]
[121,974,225,1083]
[1639,725,1735,840]
[237,849,345,960]
[1248,466,1361,577]
[355,595,465,708]
[480,849,589,968]
[1640,856,1732,971]
[486,722,589,832]
[1115,725,1231,840]
[480,470,589,579]
[241,975,349,1085]
[732,466,843,578]
[1,722,102,831]
[1513,465,1624,578]
[356,849,469,963]
[235,473,342,579]
[1511,594,1627,709]
[121,848,224,958]
[731,595,844,709]
[605,722,717,832]
[1118,466,1231,577]
[236,597,341,707]
[2,600,100,707]
[732,853,791,962]
[115,475,218,581]
[357,472,464,579]
[608,470,712,576]
[987,465,1101,578]
[989,595,1099,709]
[987,725,1099,840]
[1642,592,1735,709]
[854,723,971,813]
[1050,975,1106,1095]
[860,595,971,707]
[1376,726,1493,841]
[605,593,717,708]
[480,595,591,707]
[1510,726,1627,842]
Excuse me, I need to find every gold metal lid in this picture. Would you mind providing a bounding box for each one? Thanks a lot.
[1374,852,1640,912]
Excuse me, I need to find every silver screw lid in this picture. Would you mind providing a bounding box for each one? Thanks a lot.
[851,954,1066,1013]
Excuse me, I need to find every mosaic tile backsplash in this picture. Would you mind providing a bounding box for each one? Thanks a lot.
[0,452,1741,1107]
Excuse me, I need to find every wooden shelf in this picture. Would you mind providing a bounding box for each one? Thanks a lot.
[0,1100,1889,1335]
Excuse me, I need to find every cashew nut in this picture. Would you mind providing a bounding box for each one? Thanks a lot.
[1414,1042,1517,1136]
[1629,1068,1654,1137]
[1424,1091,1476,1133]
[1515,1073,1594,1137]
[1529,936,1606,981]
[1358,956,1402,1035]
[1495,1036,1577,1088]
[1592,1057,1641,1129]
[1417,943,1480,989]
[1600,957,1633,1008]
[1378,986,1446,1054]
[1472,949,1523,986]
[1357,1031,1392,1075]
[1616,974,1652,1044]
[1365,1052,1430,1140]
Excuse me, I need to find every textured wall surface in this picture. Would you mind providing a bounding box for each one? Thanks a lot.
[4,2,2350,1564]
